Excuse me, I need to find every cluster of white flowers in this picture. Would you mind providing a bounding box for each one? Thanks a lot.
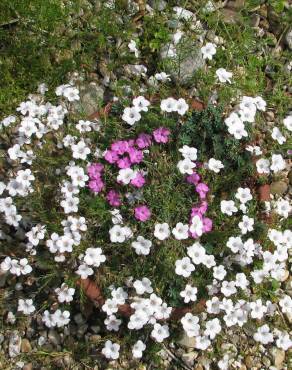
[177,145,197,174]
[76,247,106,279]
[122,96,150,125]
[225,96,266,140]
[160,97,189,115]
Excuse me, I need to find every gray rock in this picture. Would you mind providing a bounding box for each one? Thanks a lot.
[8,331,21,358]
[285,28,292,50]
[161,43,205,85]
[177,333,196,348]
[74,313,85,325]
[48,329,61,346]
[72,82,104,116]
[181,351,198,366]
[149,0,167,11]
[270,181,288,195]
[270,348,285,368]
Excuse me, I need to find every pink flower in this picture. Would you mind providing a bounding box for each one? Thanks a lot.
[111,140,130,155]
[88,163,104,179]
[106,190,121,207]
[117,156,132,169]
[128,148,143,164]
[130,172,146,188]
[134,205,151,222]
[153,127,170,143]
[186,172,201,185]
[136,133,152,148]
[196,183,209,199]
[104,150,119,164]
[88,179,104,193]
[203,217,212,232]
[191,201,208,217]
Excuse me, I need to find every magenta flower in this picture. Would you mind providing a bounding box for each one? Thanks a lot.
[153,127,170,143]
[136,133,152,149]
[117,156,132,169]
[130,172,146,188]
[196,183,209,199]
[106,190,121,207]
[191,201,208,217]
[104,150,119,164]
[203,217,213,232]
[111,140,130,155]
[186,172,201,185]
[134,205,151,222]
[128,148,143,164]
[87,163,104,179]
[88,179,104,193]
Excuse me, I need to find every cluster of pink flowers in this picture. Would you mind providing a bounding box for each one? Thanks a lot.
[187,171,213,238]
[88,163,104,193]
[87,128,171,215]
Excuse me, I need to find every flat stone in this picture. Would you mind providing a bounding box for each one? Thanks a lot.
[181,351,197,366]
[23,364,33,370]
[72,83,104,116]
[48,329,61,346]
[270,181,288,195]
[177,333,196,348]
[21,339,32,353]
[149,0,167,10]
[271,348,285,368]
[285,28,292,50]
[8,332,21,358]
[220,8,241,24]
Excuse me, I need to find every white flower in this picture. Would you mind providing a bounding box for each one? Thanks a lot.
[216,68,233,83]
[128,40,139,57]
[179,145,198,161]
[18,299,35,315]
[76,264,94,279]
[228,120,248,140]
[175,257,195,278]
[172,223,189,240]
[131,236,152,255]
[53,309,70,327]
[84,247,106,267]
[221,281,237,297]
[238,215,254,234]
[204,318,221,339]
[279,295,292,314]
[283,115,292,131]
[154,72,171,82]
[256,158,270,174]
[270,154,286,173]
[177,158,196,174]
[132,340,146,358]
[109,225,132,243]
[253,325,273,344]
[151,323,169,342]
[249,299,267,319]
[201,42,216,60]
[276,332,292,351]
[213,265,227,281]
[133,277,153,295]
[208,158,224,173]
[102,340,120,360]
[187,242,206,264]
[181,313,200,337]
[104,315,122,332]
[246,145,262,156]
[239,109,256,123]
[189,215,203,236]
[254,96,266,111]
[55,283,75,303]
[71,140,90,160]
[275,198,291,219]
[122,106,141,125]
[235,187,252,204]
[176,98,189,115]
[180,284,197,303]
[154,223,170,240]
[133,96,150,112]
[272,127,286,144]
[160,97,177,112]
[220,200,238,216]
[195,335,211,350]
[117,168,136,184]
[102,299,118,315]
[111,287,128,305]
